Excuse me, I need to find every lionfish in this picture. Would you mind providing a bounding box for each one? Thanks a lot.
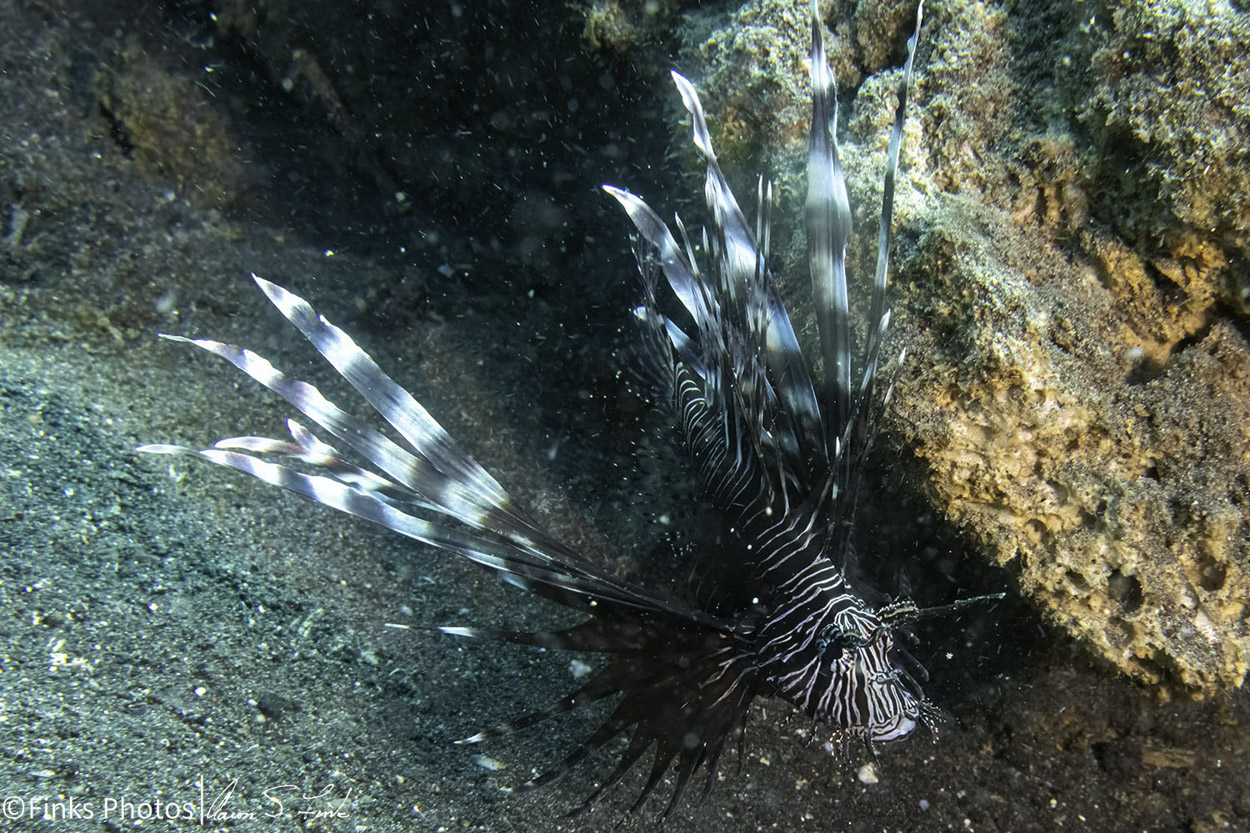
[141,0,996,814]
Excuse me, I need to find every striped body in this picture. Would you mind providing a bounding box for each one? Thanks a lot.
[138,0,988,815]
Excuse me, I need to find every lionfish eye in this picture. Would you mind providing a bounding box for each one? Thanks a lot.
[817,625,843,660]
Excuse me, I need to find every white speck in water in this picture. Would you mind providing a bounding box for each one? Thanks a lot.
[155,290,177,315]
[856,762,879,784]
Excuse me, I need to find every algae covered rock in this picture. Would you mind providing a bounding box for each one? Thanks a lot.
[894,198,1249,693]
[668,0,1249,692]
[1080,0,1250,286]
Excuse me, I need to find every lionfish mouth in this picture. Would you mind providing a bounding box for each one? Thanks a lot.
[872,713,919,744]
[140,0,999,816]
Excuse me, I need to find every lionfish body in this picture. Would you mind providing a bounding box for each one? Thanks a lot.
[141,0,979,813]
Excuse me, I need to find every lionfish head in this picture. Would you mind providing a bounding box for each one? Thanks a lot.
[804,589,1001,746]
[755,586,930,748]
[814,607,923,743]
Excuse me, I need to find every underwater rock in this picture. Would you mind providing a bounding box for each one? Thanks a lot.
[671,0,1249,692]
[895,197,1249,693]
[1079,0,1250,296]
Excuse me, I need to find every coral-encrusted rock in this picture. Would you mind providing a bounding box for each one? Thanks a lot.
[1080,1,1250,286]
[670,0,1250,692]
[893,197,1249,693]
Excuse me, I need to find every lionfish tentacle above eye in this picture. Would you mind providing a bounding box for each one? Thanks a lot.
[141,0,1000,816]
